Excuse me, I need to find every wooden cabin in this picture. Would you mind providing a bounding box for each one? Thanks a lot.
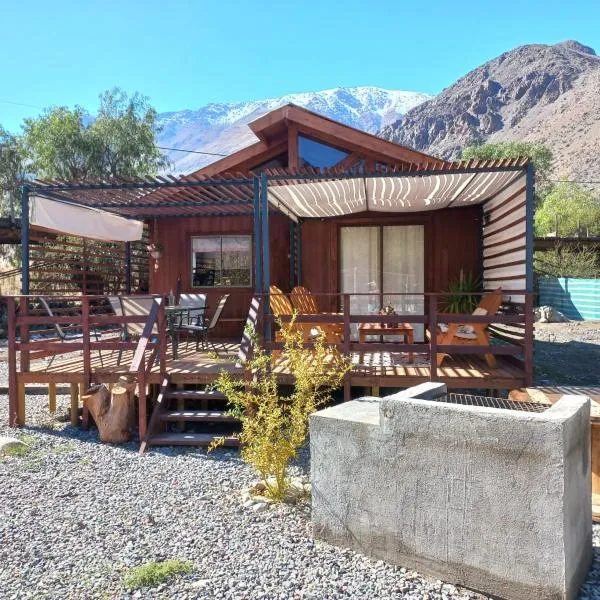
[7,104,535,439]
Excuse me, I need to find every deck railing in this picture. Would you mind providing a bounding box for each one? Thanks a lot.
[5,294,167,435]
[260,291,534,399]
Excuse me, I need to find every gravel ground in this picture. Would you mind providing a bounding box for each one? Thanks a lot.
[534,322,600,386]
[1,324,600,599]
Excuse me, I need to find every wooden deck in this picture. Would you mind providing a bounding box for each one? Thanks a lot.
[26,341,526,391]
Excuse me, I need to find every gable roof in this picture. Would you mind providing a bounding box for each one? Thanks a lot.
[194,103,442,177]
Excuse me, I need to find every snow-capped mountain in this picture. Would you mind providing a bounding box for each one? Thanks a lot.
[156,86,432,174]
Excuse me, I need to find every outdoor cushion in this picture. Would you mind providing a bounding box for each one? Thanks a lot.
[472,307,488,316]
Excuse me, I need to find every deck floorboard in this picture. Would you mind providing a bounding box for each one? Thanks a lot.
[24,341,526,390]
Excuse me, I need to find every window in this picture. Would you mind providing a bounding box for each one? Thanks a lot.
[191,236,252,287]
[298,135,350,169]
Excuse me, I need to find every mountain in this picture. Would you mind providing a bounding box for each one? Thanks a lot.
[156,87,432,174]
[379,41,600,182]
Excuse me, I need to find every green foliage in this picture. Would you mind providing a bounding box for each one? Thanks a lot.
[534,181,600,237]
[534,244,600,279]
[123,560,194,590]
[460,141,554,204]
[0,125,25,216]
[215,316,352,500]
[20,87,167,180]
[441,270,481,314]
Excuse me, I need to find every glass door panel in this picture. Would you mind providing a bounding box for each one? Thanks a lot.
[340,226,380,338]
[382,225,425,341]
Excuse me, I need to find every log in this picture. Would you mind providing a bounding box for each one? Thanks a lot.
[82,383,134,444]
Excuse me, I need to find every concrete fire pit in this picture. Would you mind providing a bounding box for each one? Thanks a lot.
[310,383,592,600]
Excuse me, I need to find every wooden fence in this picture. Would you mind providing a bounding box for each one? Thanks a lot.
[29,232,149,296]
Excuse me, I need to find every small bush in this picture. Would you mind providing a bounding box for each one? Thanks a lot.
[123,559,194,590]
[215,314,352,500]
[534,244,600,279]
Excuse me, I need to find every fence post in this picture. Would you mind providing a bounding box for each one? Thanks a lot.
[157,299,167,374]
[429,294,438,381]
[138,362,147,440]
[17,296,30,425]
[343,293,351,402]
[7,297,18,427]
[81,296,91,429]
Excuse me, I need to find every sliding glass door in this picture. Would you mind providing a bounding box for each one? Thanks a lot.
[340,225,425,340]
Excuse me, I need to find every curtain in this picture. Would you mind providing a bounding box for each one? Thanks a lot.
[340,225,425,341]
[383,226,425,341]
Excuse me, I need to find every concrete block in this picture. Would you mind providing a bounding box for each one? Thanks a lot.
[310,388,592,600]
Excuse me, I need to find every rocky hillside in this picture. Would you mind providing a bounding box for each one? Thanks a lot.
[156,87,431,174]
[380,41,600,182]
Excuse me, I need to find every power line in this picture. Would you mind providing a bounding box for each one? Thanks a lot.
[157,145,228,157]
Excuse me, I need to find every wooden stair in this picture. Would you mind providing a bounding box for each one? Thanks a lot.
[139,378,241,453]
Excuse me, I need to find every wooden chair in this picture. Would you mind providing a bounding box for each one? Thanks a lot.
[431,288,503,368]
[271,285,341,344]
[36,296,104,367]
[290,285,343,340]
[119,295,162,365]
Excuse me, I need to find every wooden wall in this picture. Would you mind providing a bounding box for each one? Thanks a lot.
[149,214,290,338]
[151,206,483,338]
[301,206,482,302]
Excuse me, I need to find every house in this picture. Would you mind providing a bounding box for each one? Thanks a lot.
[8,104,535,435]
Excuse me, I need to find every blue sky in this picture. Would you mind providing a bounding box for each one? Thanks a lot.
[1,0,598,132]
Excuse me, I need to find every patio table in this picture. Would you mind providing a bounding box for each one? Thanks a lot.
[358,322,414,363]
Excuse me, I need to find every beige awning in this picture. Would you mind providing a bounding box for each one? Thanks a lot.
[30,196,143,242]
[267,170,524,218]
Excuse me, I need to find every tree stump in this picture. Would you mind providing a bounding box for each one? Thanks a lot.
[82,383,134,443]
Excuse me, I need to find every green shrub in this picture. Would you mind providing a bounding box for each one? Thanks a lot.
[534,244,600,279]
[215,315,352,500]
[123,559,194,590]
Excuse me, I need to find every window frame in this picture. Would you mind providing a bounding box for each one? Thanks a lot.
[190,234,253,289]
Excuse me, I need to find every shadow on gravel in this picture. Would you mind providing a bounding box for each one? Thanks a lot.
[535,339,600,386]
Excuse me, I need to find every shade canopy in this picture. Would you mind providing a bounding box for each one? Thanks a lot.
[267,169,524,218]
[30,196,143,242]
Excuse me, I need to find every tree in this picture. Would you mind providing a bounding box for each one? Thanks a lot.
[21,87,167,180]
[534,181,600,237]
[460,141,554,200]
[0,126,25,217]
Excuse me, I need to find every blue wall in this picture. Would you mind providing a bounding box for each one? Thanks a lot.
[538,277,600,320]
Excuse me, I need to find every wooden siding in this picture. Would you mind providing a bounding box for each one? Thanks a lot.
[149,214,290,337]
[482,175,527,301]
[301,206,482,298]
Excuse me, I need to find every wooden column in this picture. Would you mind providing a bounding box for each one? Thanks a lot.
[343,293,351,402]
[18,296,30,425]
[429,295,438,381]
[81,296,91,429]
[288,124,299,170]
[524,294,534,387]
[48,383,57,413]
[70,383,79,426]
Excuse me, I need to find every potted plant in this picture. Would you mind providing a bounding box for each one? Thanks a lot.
[379,304,396,328]
[147,242,163,260]
[441,269,481,314]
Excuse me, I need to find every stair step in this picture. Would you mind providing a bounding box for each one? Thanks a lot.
[148,432,240,447]
[164,389,227,401]
[159,410,239,422]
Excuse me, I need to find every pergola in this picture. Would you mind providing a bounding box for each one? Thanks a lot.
[20,157,534,302]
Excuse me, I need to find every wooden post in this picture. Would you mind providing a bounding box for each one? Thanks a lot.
[429,294,438,381]
[343,293,351,402]
[18,296,30,425]
[48,383,57,413]
[138,364,147,440]
[7,297,18,427]
[17,382,25,425]
[157,301,167,375]
[81,296,91,429]
[70,382,79,426]
[524,293,534,387]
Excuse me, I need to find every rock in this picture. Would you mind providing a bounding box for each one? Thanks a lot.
[251,502,268,513]
[534,305,569,323]
[0,436,28,455]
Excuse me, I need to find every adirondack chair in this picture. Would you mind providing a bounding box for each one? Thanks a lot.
[270,285,341,344]
[290,285,344,340]
[431,288,503,368]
